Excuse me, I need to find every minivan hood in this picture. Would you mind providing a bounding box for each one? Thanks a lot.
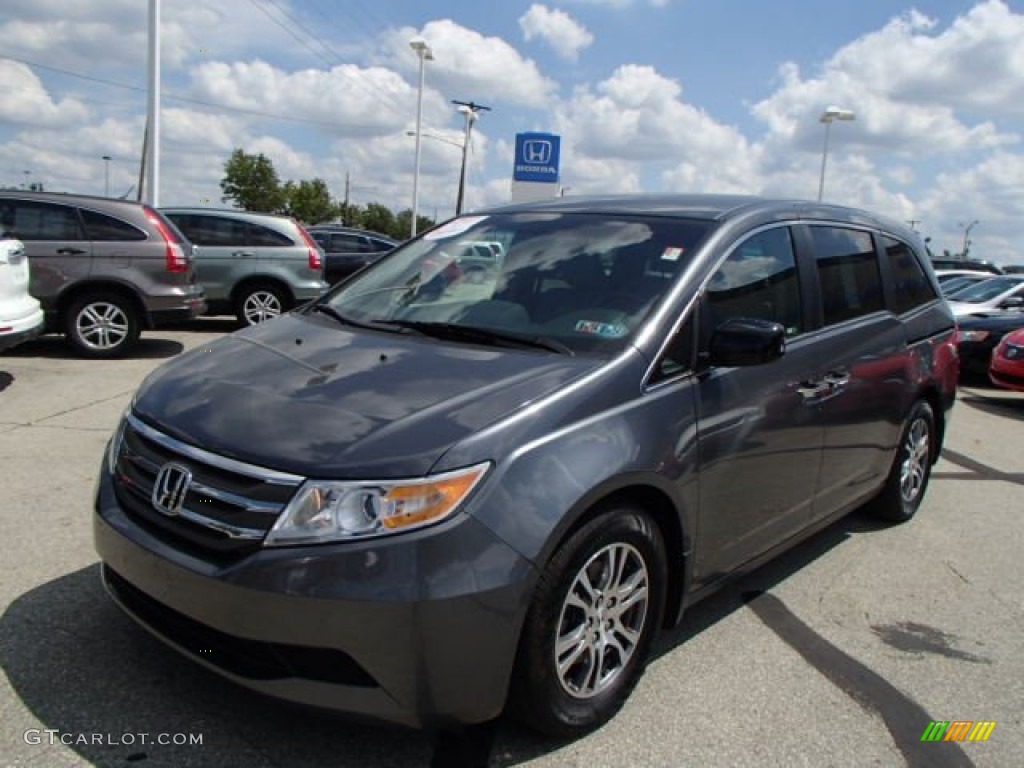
[132,313,601,478]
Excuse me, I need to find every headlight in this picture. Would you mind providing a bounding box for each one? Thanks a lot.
[265,462,490,546]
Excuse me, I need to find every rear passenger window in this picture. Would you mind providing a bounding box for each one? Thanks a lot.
[810,226,883,325]
[246,223,292,247]
[705,227,803,337]
[80,209,146,241]
[173,215,247,247]
[0,200,83,240]
[884,236,936,314]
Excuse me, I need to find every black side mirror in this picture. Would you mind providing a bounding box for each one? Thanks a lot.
[1000,296,1023,310]
[708,318,786,367]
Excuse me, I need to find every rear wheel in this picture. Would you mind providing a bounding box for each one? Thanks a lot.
[510,506,666,738]
[869,400,935,522]
[64,292,140,358]
[235,283,288,326]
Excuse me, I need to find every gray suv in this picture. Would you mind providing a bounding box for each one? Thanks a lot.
[95,195,958,737]
[0,192,205,357]
[162,209,328,325]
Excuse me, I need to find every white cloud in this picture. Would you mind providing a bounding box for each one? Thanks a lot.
[382,20,557,109]
[751,1,1023,155]
[0,60,90,127]
[519,5,594,61]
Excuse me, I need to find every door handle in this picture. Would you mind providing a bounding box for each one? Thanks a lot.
[56,247,87,255]
[797,380,830,399]
[232,251,255,257]
[823,371,850,388]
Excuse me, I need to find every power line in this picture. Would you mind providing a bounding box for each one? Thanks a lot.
[0,54,376,130]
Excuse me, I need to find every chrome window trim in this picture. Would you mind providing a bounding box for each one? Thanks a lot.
[126,412,305,486]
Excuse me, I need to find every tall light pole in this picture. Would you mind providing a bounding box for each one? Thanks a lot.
[817,105,855,202]
[145,0,161,206]
[452,100,490,216]
[409,38,433,238]
[959,219,979,259]
[102,155,112,197]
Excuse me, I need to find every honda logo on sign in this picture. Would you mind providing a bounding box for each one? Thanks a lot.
[513,132,561,183]
[522,140,552,165]
[152,462,192,516]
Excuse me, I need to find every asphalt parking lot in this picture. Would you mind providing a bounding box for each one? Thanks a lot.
[2,320,1022,768]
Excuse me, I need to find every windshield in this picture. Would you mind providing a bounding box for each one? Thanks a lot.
[314,212,712,355]
[951,276,1024,303]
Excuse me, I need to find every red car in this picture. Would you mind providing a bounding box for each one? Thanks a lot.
[989,327,1024,391]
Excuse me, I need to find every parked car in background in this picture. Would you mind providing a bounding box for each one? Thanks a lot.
[162,208,328,326]
[0,192,205,357]
[0,231,44,351]
[953,311,1024,376]
[1002,264,1024,274]
[946,275,1024,317]
[96,195,957,737]
[306,225,397,285]
[929,257,1003,275]
[937,274,994,297]
[989,328,1024,391]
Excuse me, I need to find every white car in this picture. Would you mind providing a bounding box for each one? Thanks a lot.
[0,232,44,351]
[946,275,1024,317]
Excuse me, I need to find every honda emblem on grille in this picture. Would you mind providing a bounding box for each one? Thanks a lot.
[152,462,192,516]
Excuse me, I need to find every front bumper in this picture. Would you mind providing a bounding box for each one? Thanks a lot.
[93,464,535,729]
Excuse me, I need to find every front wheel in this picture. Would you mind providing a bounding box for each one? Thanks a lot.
[510,506,666,738]
[869,400,935,523]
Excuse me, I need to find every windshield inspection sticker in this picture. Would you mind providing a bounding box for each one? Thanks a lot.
[575,320,628,338]
[423,216,489,241]
[661,247,685,261]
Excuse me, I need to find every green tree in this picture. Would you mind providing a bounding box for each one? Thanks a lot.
[394,209,436,240]
[220,148,286,212]
[359,203,397,237]
[283,178,338,224]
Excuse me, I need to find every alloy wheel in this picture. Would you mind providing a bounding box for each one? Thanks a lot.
[554,542,649,699]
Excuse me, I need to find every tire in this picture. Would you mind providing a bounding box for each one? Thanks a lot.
[510,506,667,738]
[235,283,288,326]
[64,292,140,359]
[869,400,935,523]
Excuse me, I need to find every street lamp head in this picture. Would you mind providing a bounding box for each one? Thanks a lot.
[409,38,433,60]
[820,105,856,123]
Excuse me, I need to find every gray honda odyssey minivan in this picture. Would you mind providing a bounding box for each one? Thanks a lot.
[95,195,958,736]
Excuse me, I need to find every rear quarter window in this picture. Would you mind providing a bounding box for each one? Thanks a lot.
[247,222,293,247]
[883,236,936,314]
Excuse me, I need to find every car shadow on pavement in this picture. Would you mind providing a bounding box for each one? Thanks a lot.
[957,390,1024,421]
[3,335,185,360]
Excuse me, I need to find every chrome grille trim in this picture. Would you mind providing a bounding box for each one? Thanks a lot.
[126,412,305,486]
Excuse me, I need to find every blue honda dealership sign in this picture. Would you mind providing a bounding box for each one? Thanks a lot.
[513,133,561,183]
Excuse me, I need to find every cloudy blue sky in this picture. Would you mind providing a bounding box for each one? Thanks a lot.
[1,0,1021,263]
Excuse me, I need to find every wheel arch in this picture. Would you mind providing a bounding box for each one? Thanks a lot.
[56,280,149,327]
[230,275,295,307]
[535,477,691,630]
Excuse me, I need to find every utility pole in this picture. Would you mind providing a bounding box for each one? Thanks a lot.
[906,219,920,231]
[452,100,490,216]
[343,171,351,224]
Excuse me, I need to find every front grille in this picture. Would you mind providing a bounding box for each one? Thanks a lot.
[104,566,377,687]
[113,413,304,559]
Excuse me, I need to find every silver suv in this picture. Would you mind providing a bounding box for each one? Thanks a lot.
[0,192,206,358]
[162,209,328,325]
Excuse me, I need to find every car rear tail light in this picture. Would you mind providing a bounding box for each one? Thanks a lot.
[295,222,323,271]
[144,207,189,273]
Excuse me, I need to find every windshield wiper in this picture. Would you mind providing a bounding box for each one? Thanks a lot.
[376,320,574,356]
[311,304,409,333]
